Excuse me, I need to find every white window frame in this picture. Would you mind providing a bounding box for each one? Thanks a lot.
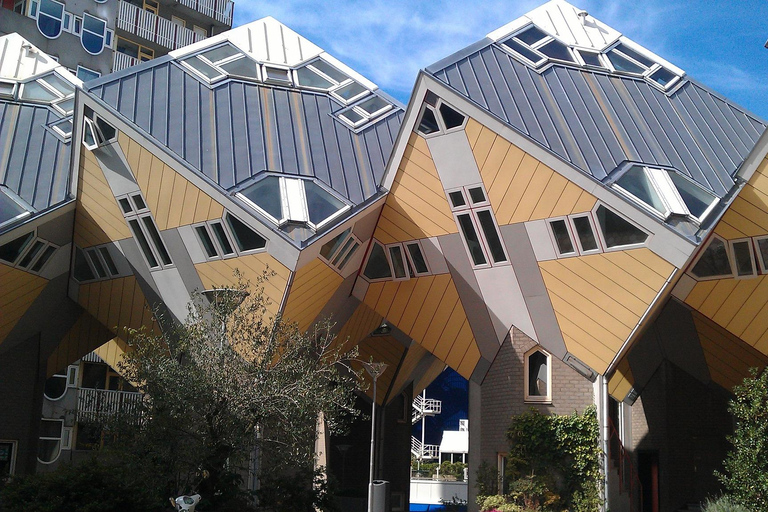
[0,79,16,99]
[118,192,174,271]
[404,240,431,277]
[18,72,75,113]
[592,203,651,253]
[37,418,64,464]
[262,64,292,85]
[501,24,576,68]
[574,49,607,69]
[753,235,768,274]
[80,12,108,55]
[8,234,58,275]
[688,235,734,281]
[319,229,362,273]
[568,213,602,255]
[361,240,394,283]
[49,116,73,140]
[0,188,33,230]
[43,373,68,401]
[335,94,394,129]
[192,217,249,261]
[0,440,18,477]
[32,0,66,39]
[524,346,552,403]
[387,243,410,281]
[729,238,757,279]
[293,58,370,105]
[181,43,260,84]
[76,65,101,82]
[448,184,508,268]
[547,216,579,258]
[604,41,681,91]
[67,365,79,387]
[223,213,268,256]
[61,427,73,450]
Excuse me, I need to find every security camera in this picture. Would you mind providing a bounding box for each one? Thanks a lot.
[170,494,201,511]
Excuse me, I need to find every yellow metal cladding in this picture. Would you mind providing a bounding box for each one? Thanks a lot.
[0,264,48,345]
[608,358,634,401]
[683,155,768,355]
[74,149,132,248]
[78,275,159,338]
[363,274,478,380]
[374,133,457,245]
[118,133,225,230]
[46,311,114,376]
[539,248,675,374]
[390,341,427,397]
[282,259,344,333]
[692,310,768,391]
[194,252,290,318]
[331,302,384,354]
[466,118,597,224]
[354,334,405,405]
[93,337,131,377]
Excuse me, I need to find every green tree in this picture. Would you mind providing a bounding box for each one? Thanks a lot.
[103,272,360,510]
[717,367,768,510]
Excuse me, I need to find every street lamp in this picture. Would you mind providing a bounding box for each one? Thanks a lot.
[363,361,387,512]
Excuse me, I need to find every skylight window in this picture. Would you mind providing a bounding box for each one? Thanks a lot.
[82,108,118,150]
[19,73,75,114]
[237,176,349,230]
[295,58,370,104]
[336,93,394,129]
[501,25,574,67]
[613,165,718,224]
[416,99,466,136]
[0,188,32,229]
[605,43,680,90]
[181,43,260,83]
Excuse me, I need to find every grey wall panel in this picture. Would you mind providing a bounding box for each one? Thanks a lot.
[117,75,136,117]
[198,87,217,181]
[438,233,501,362]
[290,94,313,177]
[443,64,468,98]
[167,65,186,157]
[118,237,161,301]
[37,210,75,246]
[214,86,235,188]
[303,95,330,185]
[244,85,266,179]
[706,93,753,156]
[314,272,358,335]
[259,88,279,171]
[101,81,120,108]
[183,74,202,171]
[95,143,139,197]
[134,70,153,133]
[273,89,299,174]
[625,327,664,392]
[468,52,505,118]
[229,84,251,186]
[333,126,357,202]
[456,58,487,110]
[151,65,169,146]
[481,49,524,128]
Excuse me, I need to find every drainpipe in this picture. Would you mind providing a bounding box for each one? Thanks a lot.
[602,376,610,512]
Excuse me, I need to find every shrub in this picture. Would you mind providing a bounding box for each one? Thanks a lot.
[702,495,753,512]
[717,368,768,511]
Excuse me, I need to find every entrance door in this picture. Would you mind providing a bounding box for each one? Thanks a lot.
[638,451,659,512]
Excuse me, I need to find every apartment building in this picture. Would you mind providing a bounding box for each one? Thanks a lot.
[0,0,233,80]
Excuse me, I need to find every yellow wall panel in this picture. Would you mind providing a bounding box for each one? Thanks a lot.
[470,125,497,171]
[0,264,48,344]
[282,259,344,332]
[332,303,383,353]
[456,342,480,380]
[390,341,426,396]
[93,338,131,377]
[608,359,633,401]
[355,335,405,404]
[464,118,483,149]
[540,248,673,373]
[78,276,158,336]
[486,144,526,209]
[47,312,114,376]
[194,252,290,317]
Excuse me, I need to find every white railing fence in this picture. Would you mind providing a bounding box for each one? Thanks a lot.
[117,1,206,51]
[178,0,233,26]
[77,388,142,423]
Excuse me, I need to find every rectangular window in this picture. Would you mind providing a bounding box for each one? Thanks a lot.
[448,184,506,268]
[119,192,173,271]
[196,225,219,258]
[406,242,430,276]
[457,213,487,266]
[549,219,576,256]
[211,221,234,255]
[730,239,756,278]
[755,236,768,274]
[128,219,159,268]
[388,245,407,280]
[570,214,600,253]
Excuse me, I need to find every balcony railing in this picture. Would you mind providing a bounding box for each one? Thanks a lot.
[113,51,141,72]
[77,388,143,423]
[118,0,206,51]
[178,0,233,27]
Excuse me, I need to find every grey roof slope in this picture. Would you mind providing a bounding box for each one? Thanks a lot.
[426,42,766,198]
[85,60,403,207]
[0,100,72,233]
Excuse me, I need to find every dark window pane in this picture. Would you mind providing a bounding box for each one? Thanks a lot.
[389,245,407,279]
[119,198,132,213]
[476,210,506,263]
[131,194,146,210]
[211,222,234,255]
[614,43,655,67]
[320,228,351,260]
[241,176,282,220]
[579,51,603,67]
[358,95,389,115]
[304,181,345,225]
[607,51,645,74]
[692,238,732,278]
[0,232,33,263]
[363,242,392,280]
[37,439,60,463]
[200,44,240,64]
[616,166,665,214]
[86,248,107,278]
[226,214,266,251]
[449,191,466,208]
[183,56,221,79]
[572,216,598,252]
[195,226,218,258]
[296,66,334,88]
[407,243,429,274]
[310,60,348,83]
[142,217,171,265]
[73,247,96,281]
[538,39,574,62]
[668,172,716,219]
[732,241,754,277]
[340,109,364,124]
[332,238,356,267]
[31,245,56,272]
[98,247,118,276]
[439,103,465,129]
[18,241,44,268]
[502,38,542,64]
[81,29,104,55]
[550,219,574,254]
[0,191,28,226]
[220,57,260,79]
[468,187,486,204]
[528,351,548,397]
[758,239,768,272]
[596,205,648,248]
[457,214,486,265]
[44,376,67,401]
[515,26,548,46]
[337,242,359,270]
[128,219,158,268]
[417,107,439,135]
[95,118,116,142]
[334,81,366,101]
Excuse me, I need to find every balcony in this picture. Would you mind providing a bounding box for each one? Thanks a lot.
[118,0,205,51]
[77,388,143,423]
[178,0,234,27]
[113,51,141,72]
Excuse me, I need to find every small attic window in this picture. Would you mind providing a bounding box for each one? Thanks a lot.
[0,80,16,98]
[416,99,466,136]
[237,175,349,230]
[595,204,649,249]
[19,73,75,113]
[263,65,291,84]
[181,43,260,83]
[417,106,439,135]
[0,188,32,229]
[500,25,574,67]
[606,42,681,90]
[691,236,732,279]
[577,50,604,68]
[295,58,370,105]
[336,94,393,129]
[613,165,717,224]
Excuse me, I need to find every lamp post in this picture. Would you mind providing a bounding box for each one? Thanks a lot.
[363,361,387,512]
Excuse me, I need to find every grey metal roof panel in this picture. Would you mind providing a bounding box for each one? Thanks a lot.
[87,60,402,208]
[0,100,72,234]
[428,43,766,198]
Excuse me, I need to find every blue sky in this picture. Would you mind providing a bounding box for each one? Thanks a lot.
[233,0,768,120]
